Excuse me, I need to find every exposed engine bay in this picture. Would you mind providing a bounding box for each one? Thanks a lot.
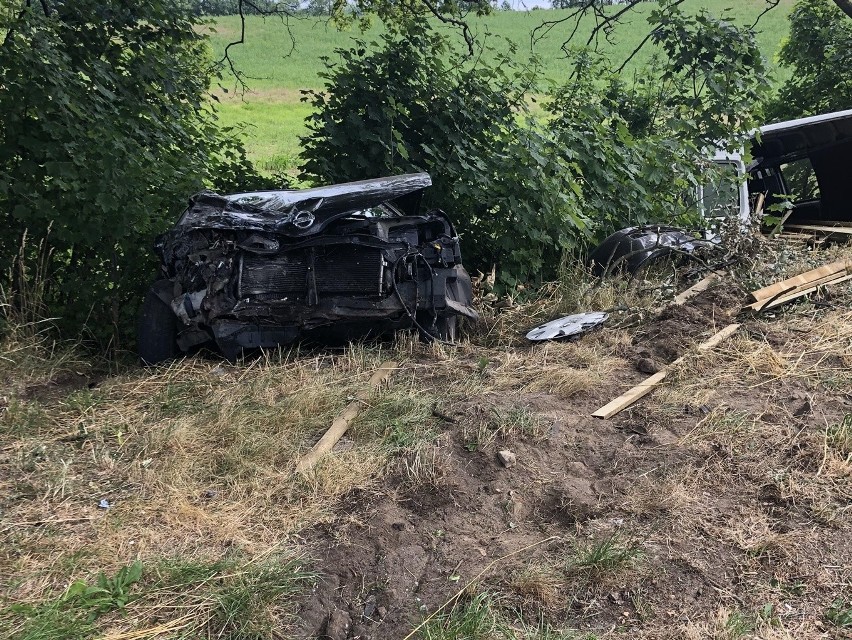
[138,174,477,362]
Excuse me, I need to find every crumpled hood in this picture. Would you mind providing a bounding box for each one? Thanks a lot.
[177,173,433,237]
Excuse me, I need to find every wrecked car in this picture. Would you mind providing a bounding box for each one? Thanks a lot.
[591,108,852,275]
[137,173,477,363]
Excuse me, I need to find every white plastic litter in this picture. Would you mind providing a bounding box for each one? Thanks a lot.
[525,312,609,341]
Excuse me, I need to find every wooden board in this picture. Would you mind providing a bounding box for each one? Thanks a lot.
[748,259,851,303]
[695,323,741,352]
[743,273,852,312]
[296,361,398,473]
[785,224,852,235]
[591,324,740,419]
[672,272,719,306]
[767,209,793,239]
[792,220,852,229]
[591,371,668,419]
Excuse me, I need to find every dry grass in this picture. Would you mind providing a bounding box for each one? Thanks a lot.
[5,240,852,639]
[0,337,447,636]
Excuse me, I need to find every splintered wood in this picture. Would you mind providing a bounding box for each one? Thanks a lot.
[591,324,740,419]
[296,361,397,473]
[744,259,852,312]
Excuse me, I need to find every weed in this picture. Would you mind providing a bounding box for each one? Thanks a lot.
[825,599,852,628]
[508,564,564,615]
[569,532,643,579]
[491,407,547,442]
[826,414,852,459]
[419,591,511,640]
[723,610,754,638]
[0,399,51,437]
[355,389,436,453]
[1,561,143,640]
[400,441,450,490]
[153,552,316,639]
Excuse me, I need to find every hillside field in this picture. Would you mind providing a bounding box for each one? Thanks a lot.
[209,0,797,171]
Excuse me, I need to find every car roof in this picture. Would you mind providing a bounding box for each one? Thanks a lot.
[753,109,852,165]
[178,173,433,237]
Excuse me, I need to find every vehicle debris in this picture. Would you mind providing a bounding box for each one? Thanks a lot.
[296,361,397,473]
[588,226,710,277]
[525,312,608,342]
[138,173,477,363]
[593,110,852,278]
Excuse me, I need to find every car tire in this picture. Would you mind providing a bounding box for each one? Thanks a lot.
[137,283,178,365]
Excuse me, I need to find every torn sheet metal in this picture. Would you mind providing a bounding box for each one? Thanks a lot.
[526,312,609,341]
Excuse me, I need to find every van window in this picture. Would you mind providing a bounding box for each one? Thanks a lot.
[780,157,820,202]
[702,162,741,218]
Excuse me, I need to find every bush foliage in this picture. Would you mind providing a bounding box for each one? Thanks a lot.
[0,0,265,346]
[300,5,767,289]
[769,0,852,120]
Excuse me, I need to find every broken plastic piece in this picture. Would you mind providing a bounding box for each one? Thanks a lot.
[526,312,608,341]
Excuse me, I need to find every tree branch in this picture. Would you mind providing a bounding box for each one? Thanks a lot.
[215,0,297,93]
[750,0,780,30]
[420,0,475,56]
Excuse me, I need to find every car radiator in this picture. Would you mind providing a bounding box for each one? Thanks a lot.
[238,245,385,299]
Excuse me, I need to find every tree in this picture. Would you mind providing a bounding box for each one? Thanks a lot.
[301,8,767,289]
[300,24,588,287]
[769,0,852,120]
[0,0,264,344]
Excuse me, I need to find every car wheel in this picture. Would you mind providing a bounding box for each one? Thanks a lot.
[137,283,178,365]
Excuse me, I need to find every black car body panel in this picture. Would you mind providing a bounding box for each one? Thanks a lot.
[588,225,710,277]
[143,173,477,361]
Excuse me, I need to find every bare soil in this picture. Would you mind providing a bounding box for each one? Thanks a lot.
[296,287,852,639]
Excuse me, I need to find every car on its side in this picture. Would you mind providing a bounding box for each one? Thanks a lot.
[137,173,477,363]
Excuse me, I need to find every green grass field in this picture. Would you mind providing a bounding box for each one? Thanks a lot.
[209,0,796,170]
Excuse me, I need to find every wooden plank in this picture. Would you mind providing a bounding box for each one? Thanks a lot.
[767,209,793,239]
[748,259,851,303]
[591,324,740,419]
[672,272,719,306]
[792,220,852,228]
[296,361,398,473]
[785,224,852,235]
[695,323,741,351]
[743,272,852,312]
[753,192,766,216]
[591,371,668,419]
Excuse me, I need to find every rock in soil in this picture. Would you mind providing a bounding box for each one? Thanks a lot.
[497,449,517,467]
[636,357,661,374]
[324,609,351,640]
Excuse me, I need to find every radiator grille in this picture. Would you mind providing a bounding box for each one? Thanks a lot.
[240,253,308,297]
[314,245,383,294]
[239,246,384,299]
